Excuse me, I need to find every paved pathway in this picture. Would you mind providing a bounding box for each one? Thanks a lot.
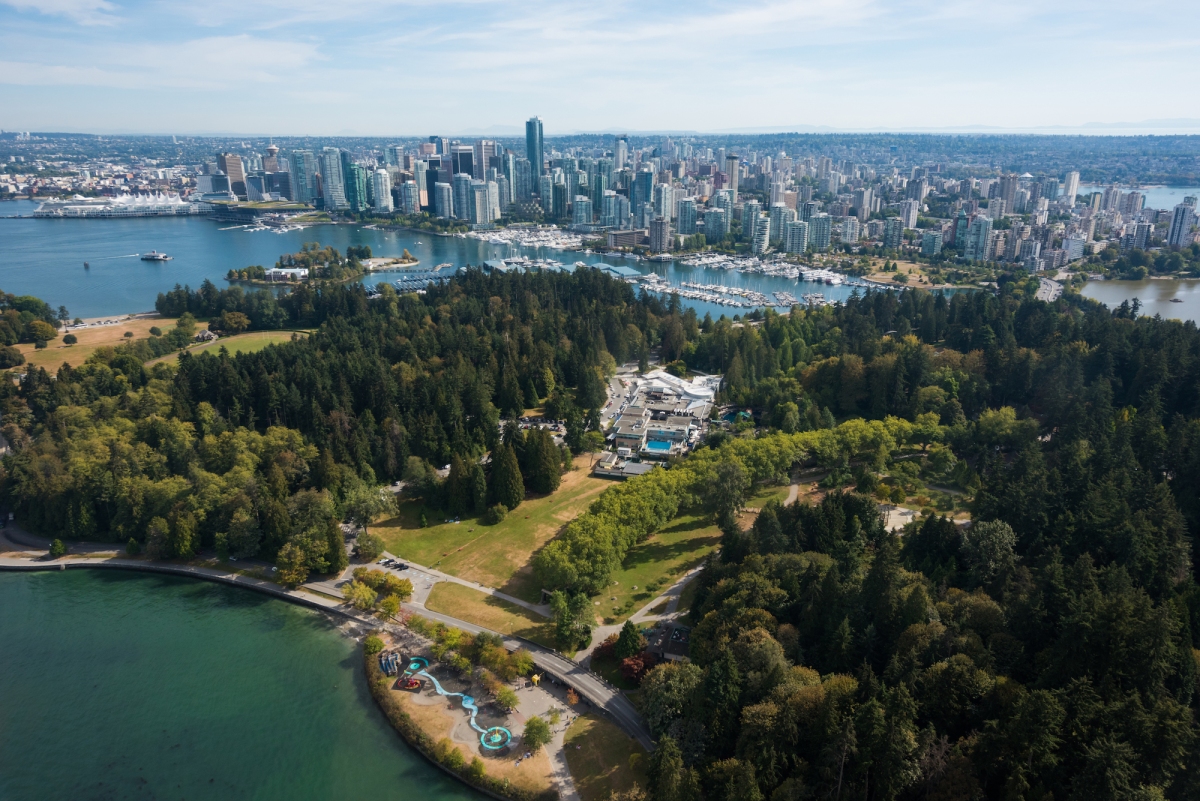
[377,551,551,616]
[0,538,653,753]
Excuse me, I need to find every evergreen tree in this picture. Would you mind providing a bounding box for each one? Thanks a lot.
[489,443,525,511]
[616,620,645,660]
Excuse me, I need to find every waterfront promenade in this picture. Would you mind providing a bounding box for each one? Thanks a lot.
[0,528,653,752]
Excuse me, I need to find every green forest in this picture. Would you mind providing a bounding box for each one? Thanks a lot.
[0,264,1198,799]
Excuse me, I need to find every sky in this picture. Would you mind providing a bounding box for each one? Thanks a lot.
[1,0,1198,136]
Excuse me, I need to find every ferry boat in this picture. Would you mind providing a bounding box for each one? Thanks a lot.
[140,251,172,262]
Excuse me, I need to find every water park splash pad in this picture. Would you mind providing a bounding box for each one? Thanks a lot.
[403,657,513,750]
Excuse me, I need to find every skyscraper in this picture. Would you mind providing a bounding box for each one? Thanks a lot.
[433,182,453,218]
[399,181,420,215]
[573,196,593,226]
[615,136,629,171]
[538,175,554,209]
[653,183,674,221]
[770,203,795,244]
[526,117,544,179]
[552,181,568,219]
[1063,171,1080,205]
[1167,198,1198,248]
[450,146,474,179]
[371,169,393,213]
[784,219,809,254]
[217,153,247,200]
[809,213,832,251]
[704,208,728,240]
[725,155,740,199]
[963,215,993,262]
[453,173,473,221]
[750,214,770,255]
[649,217,671,253]
[922,231,944,257]
[841,216,860,244]
[632,168,655,221]
[289,150,318,204]
[320,148,349,211]
[342,158,367,213]
[900,199,919,229]
[514,158,532,202]
[883,218,904,250]
[677,198,697,235]
[473,140,498,180]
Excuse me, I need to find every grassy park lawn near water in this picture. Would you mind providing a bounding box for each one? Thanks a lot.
[17,316,175,370]
[423,583,557,649]
[599,513,722,624]
[564,713,649,801]
[146,330,306,365]
[373,456,608,600]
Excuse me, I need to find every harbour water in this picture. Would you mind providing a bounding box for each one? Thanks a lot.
[0,570,482,800]
[1081,278,1200,324]
[1079,185,1200,210]
[2,199,870,319]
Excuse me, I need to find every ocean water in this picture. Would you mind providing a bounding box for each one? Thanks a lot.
[0,570,482,801]
[1,198,872,319]
[1079,185,1200,210]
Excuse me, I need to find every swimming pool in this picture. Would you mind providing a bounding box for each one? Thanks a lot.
[645,439,672,452]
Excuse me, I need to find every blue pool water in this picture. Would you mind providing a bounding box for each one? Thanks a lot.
[645,440,672,452]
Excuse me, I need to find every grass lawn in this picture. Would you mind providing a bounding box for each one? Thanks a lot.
[372,456,608,601]
[599,513,722,624]
[564,713,649,801]
[17,316,175,371]
[146,330,306,365]
[746,482,791,509]
[423,582,557,649]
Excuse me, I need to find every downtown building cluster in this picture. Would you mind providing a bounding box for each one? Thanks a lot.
[6,126,1198,266]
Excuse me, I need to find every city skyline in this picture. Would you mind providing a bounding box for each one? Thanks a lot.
[1,0,1198,135]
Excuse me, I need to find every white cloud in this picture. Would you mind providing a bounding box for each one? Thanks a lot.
[2,0,117,25]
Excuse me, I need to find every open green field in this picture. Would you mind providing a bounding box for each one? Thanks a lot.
[564,714,648,801]
[373,456,608,601]
[423,582,556,649]
[17,316,175,371]
[600,513,722,624]
[146,330,306,365]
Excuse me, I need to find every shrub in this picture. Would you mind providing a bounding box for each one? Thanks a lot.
[484,503,508,525]
[123,331,134,338]
[34,340,47,349]
[149,326,162,336]
[62,333,78,345]
[620,651,659,684]
[126,538,140,556]
[364,635,385,655]
[593,633,619,661]
[48,539,66,558]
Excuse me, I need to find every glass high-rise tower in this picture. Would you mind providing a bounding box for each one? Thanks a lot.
[525,117,544,181]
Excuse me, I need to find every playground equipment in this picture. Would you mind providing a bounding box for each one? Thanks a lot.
[403,656,513,750]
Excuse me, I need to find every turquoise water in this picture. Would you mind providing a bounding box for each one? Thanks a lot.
[0,570,482,801]
[0,198,871,319]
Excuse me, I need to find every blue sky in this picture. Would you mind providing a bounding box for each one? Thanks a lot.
[1,0,1197,135]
